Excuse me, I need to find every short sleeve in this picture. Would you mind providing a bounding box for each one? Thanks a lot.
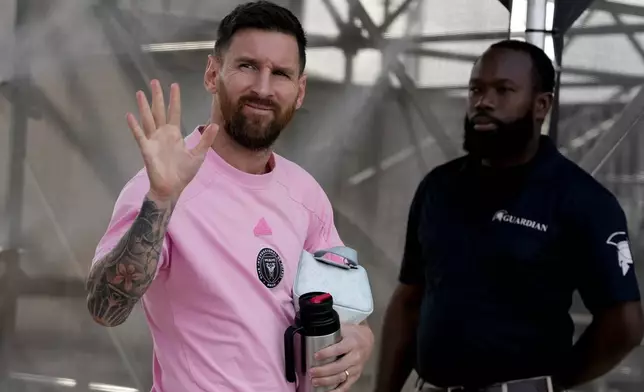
[399,176,431,286]
[303,186,344,253]
[571,191,641,313]
[93,172,171,275]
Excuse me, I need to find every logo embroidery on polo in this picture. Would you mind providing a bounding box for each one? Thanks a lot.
[256,247,284,288]
[253,218,272,237]
[492,210,548,232]
[606,231,633,276]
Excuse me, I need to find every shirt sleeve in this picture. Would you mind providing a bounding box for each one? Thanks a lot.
[303,186,344,253]
[398,175,431,286]
[570,189,641,314]
[92,172,171,275]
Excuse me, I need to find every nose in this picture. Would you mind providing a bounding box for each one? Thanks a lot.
[474,90,496,112]
[251,68,272,98]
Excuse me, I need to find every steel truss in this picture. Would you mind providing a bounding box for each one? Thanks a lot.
[578,0,644,176]
[0,0,28,385]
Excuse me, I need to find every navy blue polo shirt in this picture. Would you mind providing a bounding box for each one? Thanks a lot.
[399,136,641,388]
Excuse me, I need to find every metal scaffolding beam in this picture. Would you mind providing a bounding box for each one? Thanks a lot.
[578,86,644,176]
[144,22,644,54]
[379,0,416,33]
[0,0,29,386]
[526,0,548,49]
[594,0,644,18]
[561,0,644,177]
[349,0,459,159]
[0,2,173,389]
[95,2,192,137]
[406,46,644,86]
[570,3,644,163]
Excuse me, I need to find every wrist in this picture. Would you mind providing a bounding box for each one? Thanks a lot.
[146,190,178,207]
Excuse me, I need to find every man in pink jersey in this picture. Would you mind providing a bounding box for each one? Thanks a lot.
[85,2,374,391]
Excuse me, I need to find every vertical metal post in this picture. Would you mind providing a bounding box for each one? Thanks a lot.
[526,0,555,140]
[0,0,29,387]
[526,0,547,49]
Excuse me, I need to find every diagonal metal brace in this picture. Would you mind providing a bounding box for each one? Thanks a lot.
[349,1,460,159]
[379,0,417,32]
[578,86,644,176]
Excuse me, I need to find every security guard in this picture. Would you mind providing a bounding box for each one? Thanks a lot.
[374,40,644,392]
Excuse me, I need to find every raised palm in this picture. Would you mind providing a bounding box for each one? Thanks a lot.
[126,80,218,202]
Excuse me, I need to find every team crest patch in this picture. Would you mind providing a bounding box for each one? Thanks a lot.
[256,248,284,288]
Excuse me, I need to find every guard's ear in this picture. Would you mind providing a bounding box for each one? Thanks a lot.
[534,92,553,122]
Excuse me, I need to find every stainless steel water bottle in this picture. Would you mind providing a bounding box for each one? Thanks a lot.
[284,292,343,392]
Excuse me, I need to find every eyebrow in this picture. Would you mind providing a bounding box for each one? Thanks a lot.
[469,77,518,86]
[235,56,260,67]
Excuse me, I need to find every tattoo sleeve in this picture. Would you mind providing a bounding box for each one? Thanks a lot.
[86,196,174,327]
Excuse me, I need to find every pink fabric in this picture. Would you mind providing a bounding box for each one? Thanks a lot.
[93,128,343,392]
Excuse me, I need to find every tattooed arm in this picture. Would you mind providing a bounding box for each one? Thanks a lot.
[86,79,217,326]
[86,193,174,327]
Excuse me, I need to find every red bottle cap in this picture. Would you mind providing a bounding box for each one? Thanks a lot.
[310,293,332,304]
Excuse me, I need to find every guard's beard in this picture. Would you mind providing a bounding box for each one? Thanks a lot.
[463,110,535,161]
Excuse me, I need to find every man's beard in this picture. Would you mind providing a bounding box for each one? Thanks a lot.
[463,110,536,161]
[219,84,297,151]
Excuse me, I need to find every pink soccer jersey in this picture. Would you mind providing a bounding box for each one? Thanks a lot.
[92,127,344,392]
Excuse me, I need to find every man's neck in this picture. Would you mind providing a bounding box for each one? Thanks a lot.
[204,124,273,175]
[482,136,541,168]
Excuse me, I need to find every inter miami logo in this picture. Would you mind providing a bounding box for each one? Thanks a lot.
[606,231,634,276]
[256,248,284,288]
